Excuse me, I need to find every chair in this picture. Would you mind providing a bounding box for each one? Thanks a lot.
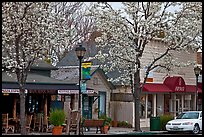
[42,115,49,132]
[68,110,81,135]
[2,113,15,134]
[26,114,33,133]
[33,113,42,132]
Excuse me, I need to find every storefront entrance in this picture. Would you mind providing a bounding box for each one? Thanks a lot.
[82,95,93,119]
[169,98,180,117]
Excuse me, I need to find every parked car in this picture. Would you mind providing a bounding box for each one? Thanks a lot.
[166,111,202,134]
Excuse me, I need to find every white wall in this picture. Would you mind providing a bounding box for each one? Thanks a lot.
[110,101,134,126]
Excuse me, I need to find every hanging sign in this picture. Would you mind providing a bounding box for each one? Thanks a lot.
[81,83,87,93]
[82,61,92,80]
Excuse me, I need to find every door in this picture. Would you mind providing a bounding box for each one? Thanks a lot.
[169,99,180,116]
[98,91,106,117]
[82,95,93,119]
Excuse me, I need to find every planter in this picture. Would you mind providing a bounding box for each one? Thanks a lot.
[52,126,63,135]
[103,125,109,134]
[112,120,118,127]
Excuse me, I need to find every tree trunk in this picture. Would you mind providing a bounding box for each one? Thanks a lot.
[19,87,27,135]
[133,69,141,131]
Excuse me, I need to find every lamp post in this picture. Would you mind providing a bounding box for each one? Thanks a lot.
[75,44,86,135]
[194,66,201,111]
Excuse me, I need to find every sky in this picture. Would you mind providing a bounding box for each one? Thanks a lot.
[109,2,181,12]
[84,2,181,13]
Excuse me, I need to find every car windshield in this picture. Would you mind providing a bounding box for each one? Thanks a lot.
[176,112,199,119]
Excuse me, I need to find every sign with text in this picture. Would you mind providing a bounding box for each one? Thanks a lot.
[81,83,87,93]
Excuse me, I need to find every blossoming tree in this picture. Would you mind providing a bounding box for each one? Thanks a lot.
[88,2,202,131]
[2,2,95,134]
[46,2,96,65]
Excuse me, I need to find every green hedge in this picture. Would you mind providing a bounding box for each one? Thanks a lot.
[117,121,132,128]
[160,114,174,130]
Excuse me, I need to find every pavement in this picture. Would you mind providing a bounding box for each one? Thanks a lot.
[2,127,167,135]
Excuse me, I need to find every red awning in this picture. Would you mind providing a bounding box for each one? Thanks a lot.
[198,83,202,90]
[163,76,186,92]
[142,83,173,92]
[186,85,202,93]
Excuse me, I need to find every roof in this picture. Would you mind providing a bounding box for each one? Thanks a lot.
[52,66,115,90]
[2,71,76,85]
[56,41,100,67]
[56,42,122,85]
[142,83,173,93]
[31,59,58,70]
[2,83,77,90]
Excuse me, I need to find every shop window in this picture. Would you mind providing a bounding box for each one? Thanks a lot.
[184,95,191,111]
[140,96,145,118]
[147,95,153,118]
[26,95,42,114]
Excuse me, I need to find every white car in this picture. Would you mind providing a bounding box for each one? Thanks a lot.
[166,111,202,134]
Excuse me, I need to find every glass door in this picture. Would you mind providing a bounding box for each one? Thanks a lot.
[169,99,180,116]
[82,95,92,119]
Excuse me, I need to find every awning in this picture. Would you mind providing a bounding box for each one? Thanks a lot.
[186,85,202,93]
[163,76,186,92]
[142,83,173,92]
[2,83,78,90]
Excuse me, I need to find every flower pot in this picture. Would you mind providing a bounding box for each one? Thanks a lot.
[112,120,118,127]
[103,125,109,134]
[52,126,63,135]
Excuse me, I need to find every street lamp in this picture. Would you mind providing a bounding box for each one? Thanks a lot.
[75,44,86,135]
[194,66,201,111]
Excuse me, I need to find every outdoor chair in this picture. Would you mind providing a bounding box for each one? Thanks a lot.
[2,113,15,134]
[67,110,82,135]
[33,113,42,132]
[42,115,49,132]
[26,114,33,133]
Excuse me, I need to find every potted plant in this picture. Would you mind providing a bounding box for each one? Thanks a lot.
[103,121,110,134]
[99,114,112,134]
[49,109,66,135]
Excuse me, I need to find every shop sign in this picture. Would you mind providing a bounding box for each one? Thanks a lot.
[2,89,28,93]
[58,89,94,94]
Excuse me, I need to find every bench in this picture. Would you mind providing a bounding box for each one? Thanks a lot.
[82,119,105,133]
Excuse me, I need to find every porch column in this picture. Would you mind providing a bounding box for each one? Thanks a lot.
[145,94,148,119]
[44,95,48,123]
[13,95,17,119]
[153,94,156,116]
[181,95,184,112]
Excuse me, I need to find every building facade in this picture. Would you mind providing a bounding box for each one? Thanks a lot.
[109,40,202,127]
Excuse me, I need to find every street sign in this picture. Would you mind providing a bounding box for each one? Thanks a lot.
[81,83,87,93]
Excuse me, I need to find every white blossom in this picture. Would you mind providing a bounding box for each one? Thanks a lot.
[88,2,202,84]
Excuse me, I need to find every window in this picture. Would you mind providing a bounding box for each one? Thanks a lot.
[98,91,106,117]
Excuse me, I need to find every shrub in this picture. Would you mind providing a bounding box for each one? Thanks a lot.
[49,109,66,126]
[160,114,174,130]
[117,121,132,128]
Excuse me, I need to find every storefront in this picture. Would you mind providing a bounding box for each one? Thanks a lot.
[111,76,202,127]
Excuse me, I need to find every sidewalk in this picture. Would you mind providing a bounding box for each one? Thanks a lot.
[2,127,167,135]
